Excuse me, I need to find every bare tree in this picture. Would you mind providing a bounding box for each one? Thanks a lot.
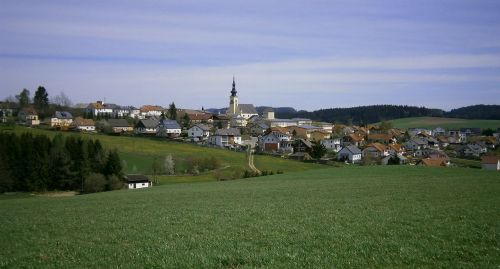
[51,92,73,107]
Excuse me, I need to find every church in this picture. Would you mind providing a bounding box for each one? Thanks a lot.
[226,77,258,119]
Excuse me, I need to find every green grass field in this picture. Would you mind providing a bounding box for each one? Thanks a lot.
[1,166,499,268]
[382,117,500,130]
[0,126,322,184]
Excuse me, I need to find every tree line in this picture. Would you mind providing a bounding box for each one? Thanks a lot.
[0,132,123,193]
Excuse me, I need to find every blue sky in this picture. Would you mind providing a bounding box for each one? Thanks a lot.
[1,0,499,110]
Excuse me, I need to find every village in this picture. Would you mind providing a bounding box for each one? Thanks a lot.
[1,78,500,171]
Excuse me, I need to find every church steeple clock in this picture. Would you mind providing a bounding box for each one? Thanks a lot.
[228,76,239,114]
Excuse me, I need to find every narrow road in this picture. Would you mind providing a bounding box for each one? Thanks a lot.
[247,147,261,175]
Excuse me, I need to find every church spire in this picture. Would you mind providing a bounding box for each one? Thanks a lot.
[231,76,237,97]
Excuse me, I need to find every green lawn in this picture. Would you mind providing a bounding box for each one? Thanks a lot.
[383,117,500,130]
[1,166,499,268]
[0,126,322,184]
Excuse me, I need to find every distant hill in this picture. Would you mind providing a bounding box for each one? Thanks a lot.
[383,117,500,130]
[205,104,500,125]
[445,105,500,120]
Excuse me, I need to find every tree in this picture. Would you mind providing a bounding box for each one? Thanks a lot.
[84,173,107,193]
[182,113,190,128]
[104,149,122,178]
[107,175,123,191]
[163,154,175,175]
[482,128,494,136]
[51,92,72,107]
[168,102,177,120]
[387,155,400,165]
[310,141,327,159]
[16,89,30,108]
[33,86,49,115]
[379,121,393,131]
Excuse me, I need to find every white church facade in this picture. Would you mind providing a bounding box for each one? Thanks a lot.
[226,77,258,119]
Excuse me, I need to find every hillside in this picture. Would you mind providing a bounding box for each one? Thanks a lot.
[384,117,500,130]
[2,126,321,184]
[1,166,499,267]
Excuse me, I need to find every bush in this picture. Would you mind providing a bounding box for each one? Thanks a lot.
[84,173,106,193]
[107,175,123,191]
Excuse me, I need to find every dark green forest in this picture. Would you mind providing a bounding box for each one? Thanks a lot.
[274,104,500,124]
[0,132,123,193]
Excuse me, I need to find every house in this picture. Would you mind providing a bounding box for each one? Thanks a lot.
[262,108,275,120]
[107,119,133,134]
[362,143,389,158]
[460,128,482,137]
[157,119,182,138]
[128,107,141,118]
[139,105,163,118]
[455,144,484,157]
[366,134,396,144]
[230,115,248,127]
[124,175,152,189]
[337,145,362,163]
[50,111,73,128]
[186,112,213,124]
[86,101,114,117]
[404,137,428,151]
[249,122,269,136]
[387,144,404,156]
[71,117,96,132]
[314,122,334,133]
[321,138,342,152]
[309,130,330,141]
[259,132,281,152]
[268,118,313,128]
[481,156,500,170]
[209,128,242,147]
[448,130,467,143]
[408,128,432,137]
[188,124,211,141]
[211,114,230,129]
[433,127,446,136]
[293,139,313,153]
[18,107,40,126]
[342,133,365,147]
[134,118,159,135]
[288,125,323,140]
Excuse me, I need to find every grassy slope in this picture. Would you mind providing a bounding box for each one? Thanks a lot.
[1,166,499,268]
[0,126,321,183]
[383,117,500,130]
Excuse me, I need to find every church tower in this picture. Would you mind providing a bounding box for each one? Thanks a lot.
[228,76,239,115]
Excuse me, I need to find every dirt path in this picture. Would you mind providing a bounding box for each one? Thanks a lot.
[247,147,261,175]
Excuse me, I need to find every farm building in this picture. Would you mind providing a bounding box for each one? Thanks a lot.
[124,175,152,189]
[481,156,500,171]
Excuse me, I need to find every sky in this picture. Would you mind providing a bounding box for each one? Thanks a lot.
[1,0,500,111]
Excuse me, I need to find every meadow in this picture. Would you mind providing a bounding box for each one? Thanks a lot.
[383,117,500,130]
[1,166,499,268]
[0,126,322,183]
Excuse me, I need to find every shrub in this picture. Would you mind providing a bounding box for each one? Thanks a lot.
[84,173,106,193]
[107,175,123,191]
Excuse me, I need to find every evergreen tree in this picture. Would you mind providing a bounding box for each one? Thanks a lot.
[33,86,49,117]
[104,149,122,178]
[16,88,31,108]
[310,141,327,159]
[48,134,72,189]
[168,102,177,120]
[182,113,190,128]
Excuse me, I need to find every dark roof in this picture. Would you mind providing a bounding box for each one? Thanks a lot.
[136,118,159,129]
[123,174,150,183]
[297,138,313,148]
[342,145,362,154]
[238,104,258,114]
[215,128,241,136]
[54,111,73,119]
[192,124,211,131]
[107,119,130,127]
[159,119,181,129]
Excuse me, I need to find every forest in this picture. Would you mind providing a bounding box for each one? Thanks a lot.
[0,132,123,193]
[274,104,500,124]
